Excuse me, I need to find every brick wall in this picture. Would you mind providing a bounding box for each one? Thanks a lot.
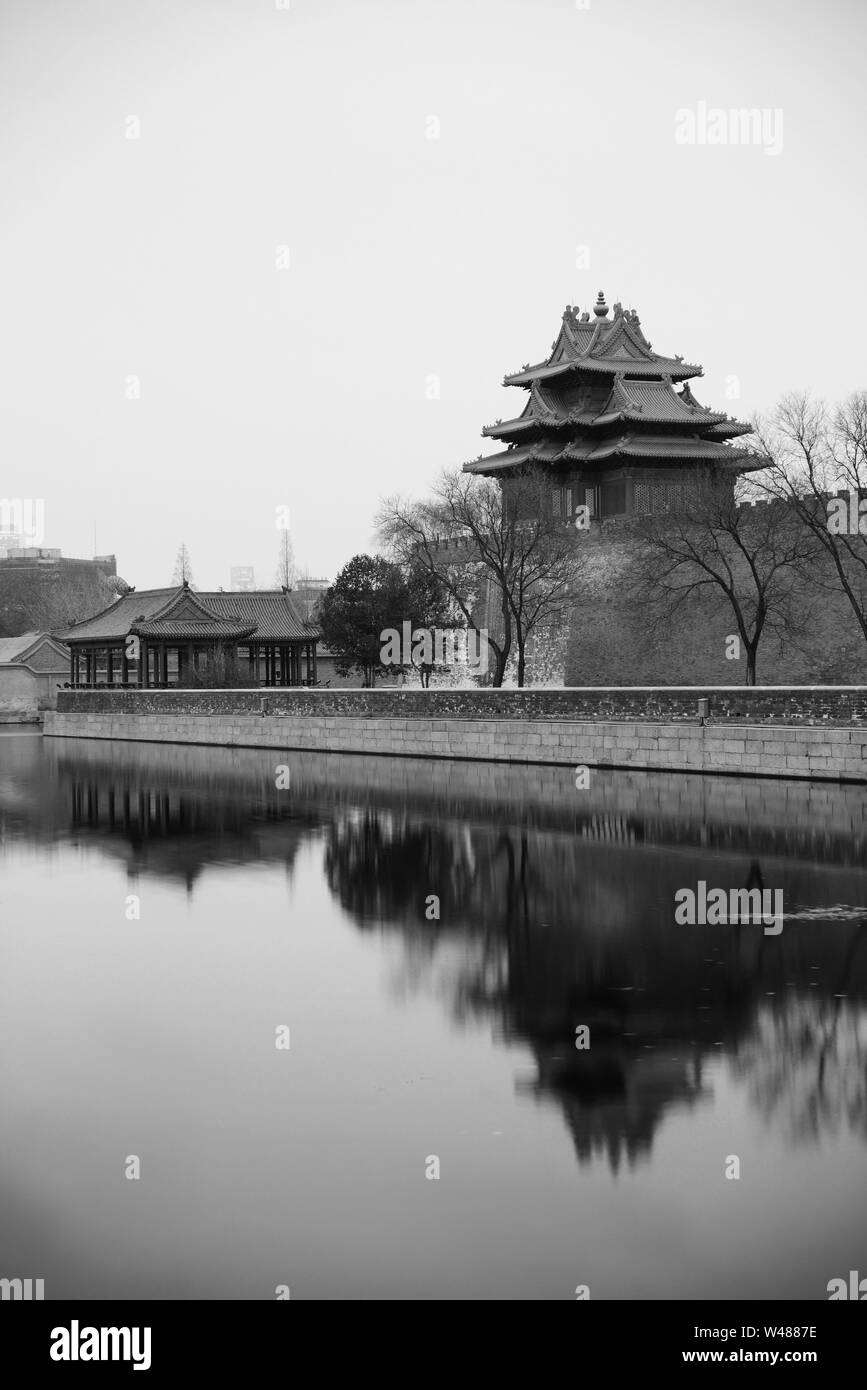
[564,526,867,687]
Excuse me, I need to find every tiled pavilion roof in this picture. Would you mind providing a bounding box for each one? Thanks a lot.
[503,295,702,385]
[60,584,320,644]
[465,291,756,478]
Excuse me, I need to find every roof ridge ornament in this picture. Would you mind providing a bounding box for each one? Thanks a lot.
[594,290,609,319]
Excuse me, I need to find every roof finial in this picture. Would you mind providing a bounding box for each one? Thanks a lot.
[594,290,608,319]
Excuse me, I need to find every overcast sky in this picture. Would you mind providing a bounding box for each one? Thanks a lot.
[1,0,865,589]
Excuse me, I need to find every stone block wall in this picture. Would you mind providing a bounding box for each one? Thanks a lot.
[44,689,867,782]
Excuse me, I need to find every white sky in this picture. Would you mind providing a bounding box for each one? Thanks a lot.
[1,0,865,589]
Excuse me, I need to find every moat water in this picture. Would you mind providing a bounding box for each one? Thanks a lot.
[1,729,866,1300]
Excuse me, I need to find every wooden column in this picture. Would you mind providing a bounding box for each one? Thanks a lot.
[107,649,114,686]
[142,643,149,688]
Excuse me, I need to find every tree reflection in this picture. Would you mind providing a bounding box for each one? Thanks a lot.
[322,808,867,1171]
[730,925,867,1144]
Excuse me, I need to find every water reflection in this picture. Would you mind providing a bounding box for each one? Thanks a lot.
[2,732,862,1180]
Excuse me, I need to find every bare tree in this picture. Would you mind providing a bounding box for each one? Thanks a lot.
[751,391,867,645]
[275,530,297,590]
[378,466,583,687]
[172,542,195,589]
[627,467,819,685]
[293,568,317,623]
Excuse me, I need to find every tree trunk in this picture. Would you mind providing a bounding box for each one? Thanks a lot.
[745,647,757,685]
[516,638,526,688]
[491,593,512,688]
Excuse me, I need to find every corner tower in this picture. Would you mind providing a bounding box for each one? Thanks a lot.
[463,292,756,520]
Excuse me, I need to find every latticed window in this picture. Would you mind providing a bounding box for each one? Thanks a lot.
[552,486,574,519]
[634,480,689,515]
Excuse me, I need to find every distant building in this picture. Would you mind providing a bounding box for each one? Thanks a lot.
[0,549,118,578]
[0,532,22,559]
[230,566,256,592]
[92,555,119,579]
[291,576,329,624]
[0,632,69,721]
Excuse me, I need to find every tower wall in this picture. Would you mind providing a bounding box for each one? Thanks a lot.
[563,515,867,687]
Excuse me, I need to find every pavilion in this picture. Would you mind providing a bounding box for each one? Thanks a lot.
[60,582,320,688]
[464,291,758,517]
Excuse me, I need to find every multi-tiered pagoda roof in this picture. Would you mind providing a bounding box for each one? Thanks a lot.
[463,293,755,512]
